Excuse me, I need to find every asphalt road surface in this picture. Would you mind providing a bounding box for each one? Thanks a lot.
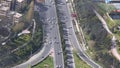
[45,0,65,68]
[55,0,101,68]
[12,1,54,68]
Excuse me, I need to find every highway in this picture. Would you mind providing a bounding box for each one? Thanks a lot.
[12,1,54,68]
[13,0,65,67]
[55,0,101,68]
[46,0,65,68]
[55,0,76,68]
[12,0,102,68]
[38,0,65,68]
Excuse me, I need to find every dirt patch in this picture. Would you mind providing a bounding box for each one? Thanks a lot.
[0,27,10,37]
[88,40,95,48]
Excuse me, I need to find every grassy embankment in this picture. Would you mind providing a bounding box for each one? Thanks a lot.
[73,50,91,68]
[96,2,120,57]
[33,56,53,68]
[74,0,120,68]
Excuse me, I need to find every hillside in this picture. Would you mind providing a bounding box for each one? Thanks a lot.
[74,0,120,68]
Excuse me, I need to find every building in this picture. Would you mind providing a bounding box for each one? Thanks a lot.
[15,0,25,11]
[13,12,22,23]
[105,0,111,3]
[0,0,13,24]
[0,0,12,16]
[0,6,9,16]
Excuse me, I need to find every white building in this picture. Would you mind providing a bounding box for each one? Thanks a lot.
[15,0,25,11]
[17,0,24,3]
[13,12,22,23]
[0,0,12,16]
[0,6,9,16]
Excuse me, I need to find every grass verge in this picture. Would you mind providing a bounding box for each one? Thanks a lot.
[32,56,53,68]
[73,51,91,68]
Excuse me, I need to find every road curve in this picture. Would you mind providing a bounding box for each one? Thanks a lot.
[67,1,101,68]
[12,1,53,68]
[55,0,101,68]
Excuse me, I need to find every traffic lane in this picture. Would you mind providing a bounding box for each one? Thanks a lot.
[54,28,64,64]
[56,0,81,49]
[53,22,64,67]
[54,47,63,67]
[44,0,56,38]
[64,36,75,67]
[53,35,64,67]
[48,16,61,68]
[13,40,52,68]
[56,0,83,53]
[45,1,56,28]
[50,0,64,68]
[54,45,63,67]
[56,1,100,68]
[44,1,64,68]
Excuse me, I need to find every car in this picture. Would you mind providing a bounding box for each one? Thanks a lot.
[66,0,69,3]
[56,0,62,4]
[67,61,73,64]
[64,34,68,36]
[50,28,52,30]
[49,42,52,44]
[55,41,59,44]
[56,65,62,68]
[68,27,72,29]
[47,18,50,21]
[64,38,68,41]
[51,1,55,5]
[59,51,62,54]
[52,17,56,20]
[42,56,44,58]
[69,33,72,35]
[58,52,60,55]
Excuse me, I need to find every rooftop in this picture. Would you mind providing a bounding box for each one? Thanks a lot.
[17,0,24,3]
[13,12,22,18]
[6,0,12,1]
[0,6,9,11]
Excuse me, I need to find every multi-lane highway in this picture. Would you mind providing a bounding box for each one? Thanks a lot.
[55,0,76,68]
[12,1,54,68]
[46,0,65,68]
[13,0,65,68]
[13,0,102,68]
[55,0,101,68]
